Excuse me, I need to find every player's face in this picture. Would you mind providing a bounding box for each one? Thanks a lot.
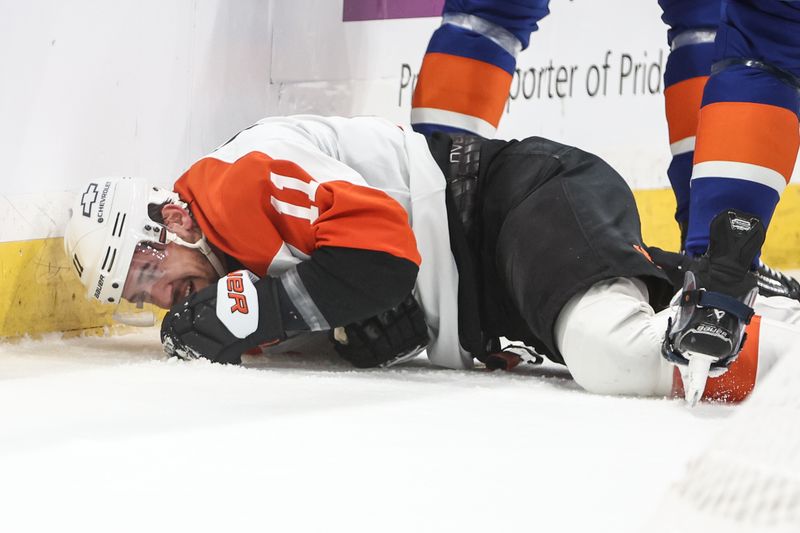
[121,241,219,309]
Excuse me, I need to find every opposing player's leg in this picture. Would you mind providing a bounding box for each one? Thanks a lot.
[663,0,800,402]
[659,0,800,298]
[411,0,550,136]
[686,0,800,257]
[658,0,721,241]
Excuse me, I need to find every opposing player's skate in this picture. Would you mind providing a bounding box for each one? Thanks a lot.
[662,209,764,406]
[680,219,800,302]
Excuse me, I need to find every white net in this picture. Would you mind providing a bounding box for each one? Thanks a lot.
[647,346,800,533]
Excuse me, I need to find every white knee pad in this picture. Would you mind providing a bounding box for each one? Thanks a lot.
[554,277,673,397]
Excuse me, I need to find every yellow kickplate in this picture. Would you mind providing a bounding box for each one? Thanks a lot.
[634,184,800,269]
[0,237,115,338]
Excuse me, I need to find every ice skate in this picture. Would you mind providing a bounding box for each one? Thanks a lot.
[680,219,800,302]
[662,209,764,405]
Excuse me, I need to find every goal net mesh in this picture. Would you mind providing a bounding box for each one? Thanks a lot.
[648,346,800,533]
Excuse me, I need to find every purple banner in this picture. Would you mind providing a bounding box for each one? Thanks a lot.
[343,0,445,21]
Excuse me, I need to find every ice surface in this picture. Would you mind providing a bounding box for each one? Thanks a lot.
[0,328,734,533]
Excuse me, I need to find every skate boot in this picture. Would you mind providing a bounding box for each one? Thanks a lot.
[662,209,764,406]
[680,218,800,301]
[755,260,800,301]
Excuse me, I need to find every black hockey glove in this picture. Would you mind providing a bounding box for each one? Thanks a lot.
[331,293,429,368]
[161,270,285,364]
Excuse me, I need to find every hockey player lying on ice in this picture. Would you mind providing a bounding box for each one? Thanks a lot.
[64,115,800,405]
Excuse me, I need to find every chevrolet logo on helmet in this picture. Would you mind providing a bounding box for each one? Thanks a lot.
[81,183,99,217]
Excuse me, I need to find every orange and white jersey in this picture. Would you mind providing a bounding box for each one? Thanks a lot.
[174,115,473,369]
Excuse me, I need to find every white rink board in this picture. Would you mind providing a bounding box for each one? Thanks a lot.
[3,0,798,243]
[0,0,678,242]
[0,0,275,241]
[271,0,674,190]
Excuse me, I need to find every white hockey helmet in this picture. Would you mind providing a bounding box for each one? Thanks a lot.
[64,177,225,307]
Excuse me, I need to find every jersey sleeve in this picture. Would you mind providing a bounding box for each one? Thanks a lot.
[174,142,421,332]
[265,156,421,266]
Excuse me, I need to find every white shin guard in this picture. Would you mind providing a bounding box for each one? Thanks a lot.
[554,277,674,397]
[555,277,800,398]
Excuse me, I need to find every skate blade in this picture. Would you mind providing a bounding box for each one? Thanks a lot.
[679,352,716,407]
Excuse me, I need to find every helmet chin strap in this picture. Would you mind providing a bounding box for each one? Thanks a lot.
[166,231,227,277]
